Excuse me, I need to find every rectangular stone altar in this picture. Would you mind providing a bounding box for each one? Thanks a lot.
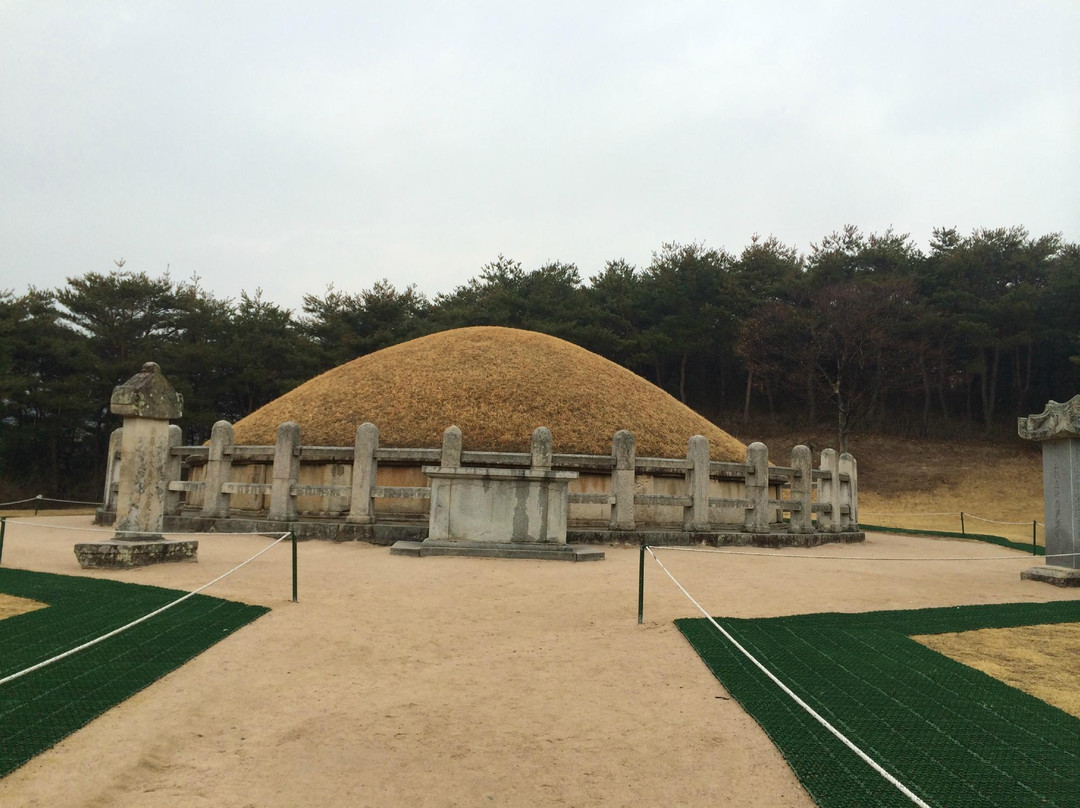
[391,426,603,561]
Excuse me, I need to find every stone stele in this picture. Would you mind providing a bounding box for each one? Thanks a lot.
[76,362,197,569]
[1018,395,1080,586]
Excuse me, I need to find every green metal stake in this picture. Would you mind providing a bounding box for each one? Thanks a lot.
[1033,520,1037,555]
[0,516,6,565]
[34,495,41,516]
[637,544,645,624]
[291,531,298,603]
[960,511,965,535]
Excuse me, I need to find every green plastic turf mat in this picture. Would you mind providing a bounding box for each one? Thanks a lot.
[0,567,269,778]
[676,602,1080,808]
[857,523,1044,556]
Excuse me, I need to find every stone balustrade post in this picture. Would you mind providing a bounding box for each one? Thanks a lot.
[163,425,183,517]
[201,420,235,519]
[268,422,301,523]
[818,449,840,532]
[839,452,857,530]
[347,423,379,525]
[531,426,553,471]
[611,429,636,530]
[744,442,770,533]
[442,425,463,468]
[789,444,813,534]
[684,435,711,532]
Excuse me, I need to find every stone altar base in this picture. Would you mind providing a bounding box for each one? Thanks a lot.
[74,537,199,569]
[390,540,604,562]
[1020,566,1080,588]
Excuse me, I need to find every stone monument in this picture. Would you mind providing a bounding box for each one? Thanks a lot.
[1017,395,1080,586]
[75,362,198,568]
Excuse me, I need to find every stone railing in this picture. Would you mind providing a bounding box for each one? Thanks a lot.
[99,419,860,544]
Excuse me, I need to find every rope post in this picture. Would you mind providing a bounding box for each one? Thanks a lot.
[291,531,298,603]
[0,516,6,565]
[960,511,965,535]
[1032,520,1037,555]
[35,495,42,516]
[638,543,645,624]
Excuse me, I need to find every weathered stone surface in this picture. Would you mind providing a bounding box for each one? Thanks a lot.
[268,422,301,522]
[110,362,183,419]
[1019,396,1080,578]
[74,539,198,569]
[1018,395,1080,441]
[424,465,578,544]
[530,426,553,471]
[684,435,711,532]
[744,442,770,533]
[390,539,603,561]
[114,418,176,534]
[1020,566,1080,587]
[610,430,635,530]
[347,422,379,524]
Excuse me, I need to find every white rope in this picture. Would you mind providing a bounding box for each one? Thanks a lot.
[0,498,40,508]
[860,510,1042,527]
[36,496,102,506]
[1,520,115,534]
[860,511,958,517]
[645,547,932,808]
[963,514,1037,526]
[0,533,290,687]
[649,545,1052,562]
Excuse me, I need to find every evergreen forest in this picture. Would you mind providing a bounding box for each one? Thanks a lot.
[2,225,1078,500]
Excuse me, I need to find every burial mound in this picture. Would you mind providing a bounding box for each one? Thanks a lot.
[232,326,746,460]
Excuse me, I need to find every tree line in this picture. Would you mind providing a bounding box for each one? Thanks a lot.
[2,225,1078,499]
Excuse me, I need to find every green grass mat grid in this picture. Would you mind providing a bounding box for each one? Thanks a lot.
[677,602,1080,807]
[857,524,1044,555]
[0,568,269,778]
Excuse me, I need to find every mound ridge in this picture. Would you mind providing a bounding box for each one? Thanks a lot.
[231,326,746,461]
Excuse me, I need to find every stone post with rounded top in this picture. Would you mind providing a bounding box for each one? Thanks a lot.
[1019,395,1080,586]
[611,429,636,530]
[347,422,380,525]
[744,442,770,533]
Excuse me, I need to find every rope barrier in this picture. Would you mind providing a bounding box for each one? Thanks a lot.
[1,520,114,534]
[644,546,931,808]
[647,545,1061,562]
[0,498,40,508]
[860,511,958,517]
[963,513,1039,526]
[0,532,290,687]
[861,509,1043,527]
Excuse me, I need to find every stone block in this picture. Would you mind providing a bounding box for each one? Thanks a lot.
[74,538,198,569]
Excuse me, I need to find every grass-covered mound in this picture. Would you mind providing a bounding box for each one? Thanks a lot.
[232,327,747,460]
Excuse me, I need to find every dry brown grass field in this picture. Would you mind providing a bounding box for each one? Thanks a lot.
[735,427,1046,545]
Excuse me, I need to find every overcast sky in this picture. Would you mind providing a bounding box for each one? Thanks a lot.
[2,1,1077,310]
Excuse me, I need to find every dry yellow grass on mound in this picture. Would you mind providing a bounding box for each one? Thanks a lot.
[0,594,46,621]
[232,327,747,460]
[916,625,1080,718]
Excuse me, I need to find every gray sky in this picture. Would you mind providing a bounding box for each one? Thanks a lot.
[2,1,1077,310]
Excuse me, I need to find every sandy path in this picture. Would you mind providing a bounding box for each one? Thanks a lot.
[1,517,1077,808]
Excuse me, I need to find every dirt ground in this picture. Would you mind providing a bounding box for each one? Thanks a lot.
[1,516,1078,808]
